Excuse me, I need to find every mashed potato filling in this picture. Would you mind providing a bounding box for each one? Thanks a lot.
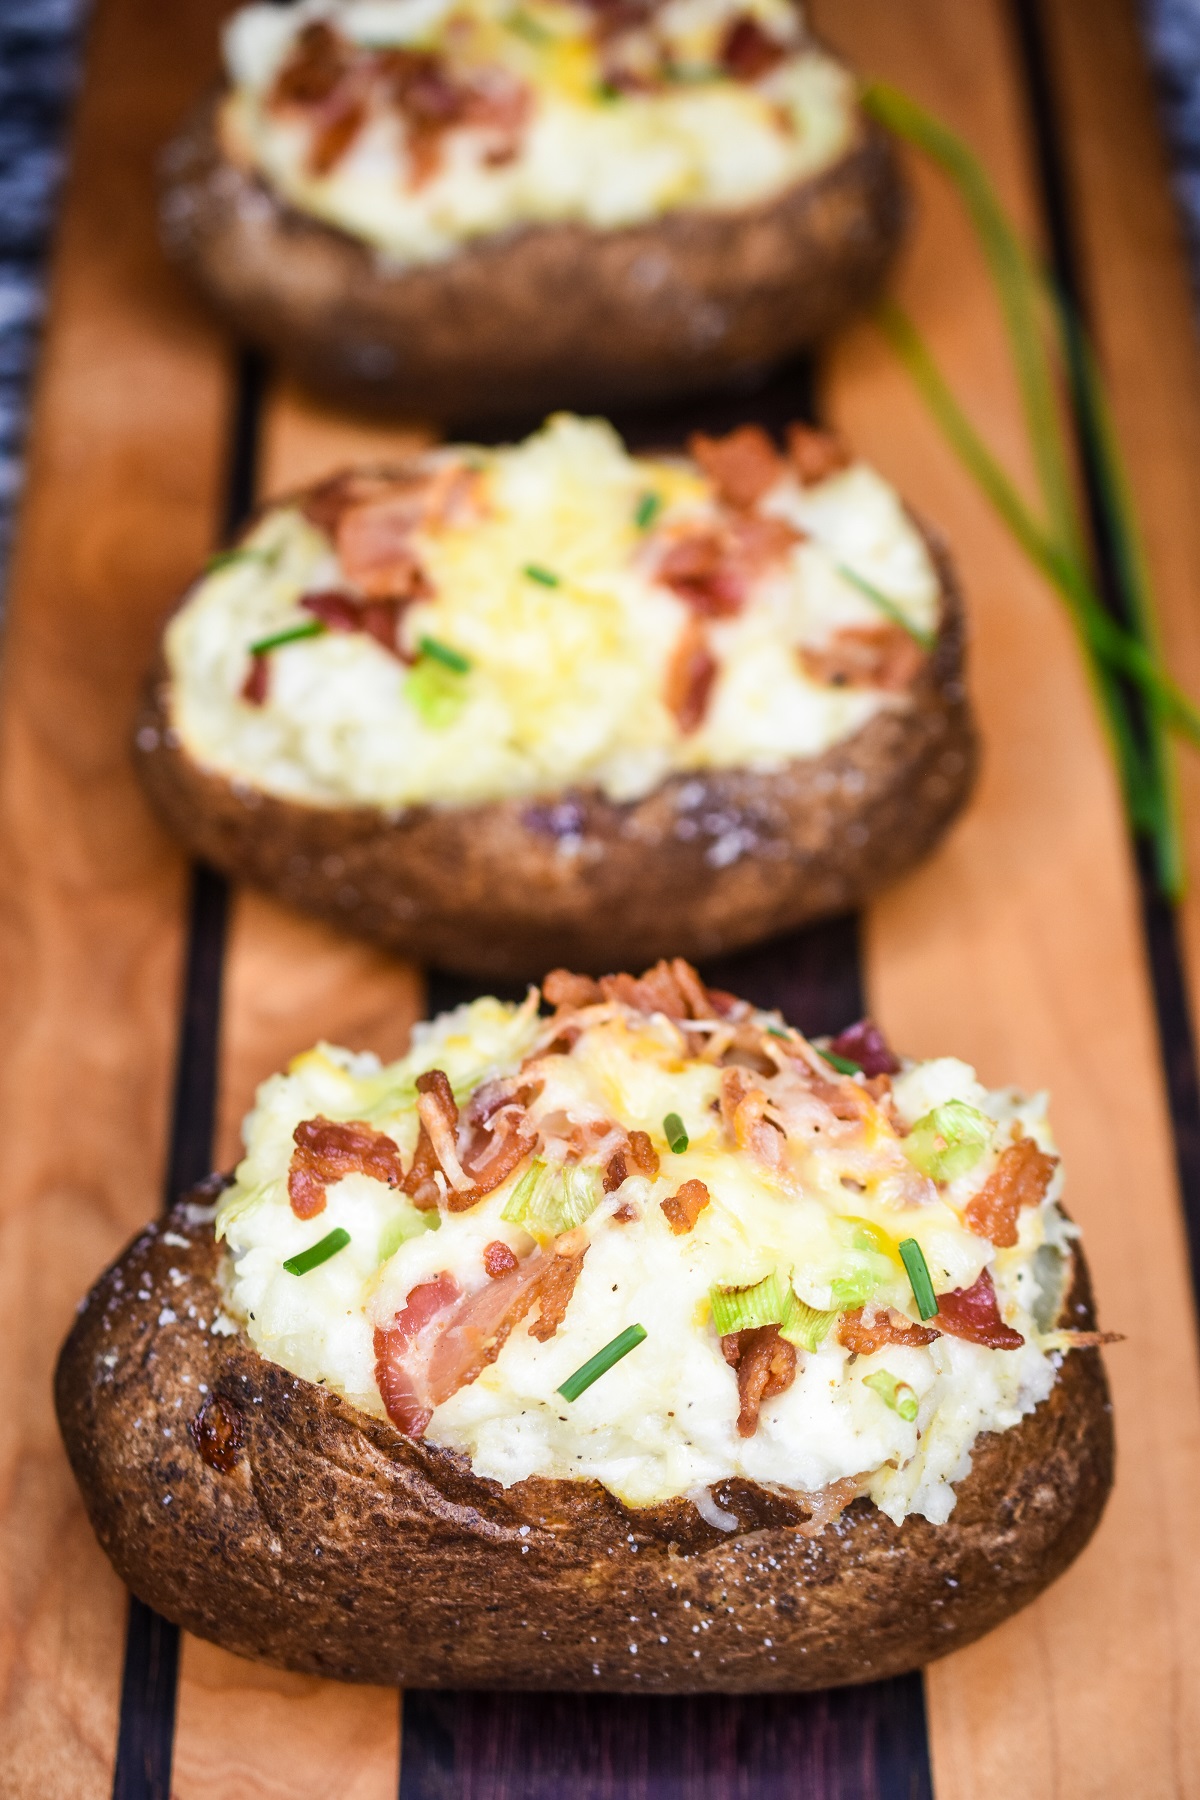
[221,0,858,263]
[216,972,1080,1523]
[166,414,940,809]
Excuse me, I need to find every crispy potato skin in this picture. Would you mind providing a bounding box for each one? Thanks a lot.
[55,1196,1112,1691]
[133,534,976,983]
[158,90,906,422]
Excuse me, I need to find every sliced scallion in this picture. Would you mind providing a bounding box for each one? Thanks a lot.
[405,658,468,728]
[418,634,471,674]
[902,1100,992,1183]
[524,563,561,586]
[283,1227,350,1277]
[898,1238,939,1322]
[557,1323,647,1400]
[635,491,662,529]
[863,1369,920,1422]
[709,1270,788,1337]
[248,620,327,656]
[779,1290,839,1352]
[501,1159,603,1236]
[663,1111,688,1153]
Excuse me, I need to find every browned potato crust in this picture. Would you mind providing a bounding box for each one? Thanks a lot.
[158,92,906,421]
[55,1192,1113,1691]
[134,533,975,982]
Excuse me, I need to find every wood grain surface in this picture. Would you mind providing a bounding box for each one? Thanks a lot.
[3,0,1200,1795]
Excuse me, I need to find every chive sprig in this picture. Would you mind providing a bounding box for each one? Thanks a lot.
[557,1324,647,1401]
[283,1227,351,1277]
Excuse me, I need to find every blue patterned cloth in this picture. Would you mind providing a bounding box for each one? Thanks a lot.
[1,0,1199,601]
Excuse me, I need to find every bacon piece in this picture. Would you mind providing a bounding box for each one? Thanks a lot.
[828,1018,900,1078]
[665,620,718,733]
[190,1394,244,1474]
[422,1244,581,1405]
[301,589,414,658]
[790,1474,862,1539]
[336,488,440,601]
[657,530,744,617]
[271,22,349,108]
[415,1068,467,1189]
[527,1246,588,1342]
[800,624,926,693]
[484,1240,519,1279]
[309,98,366,176]
[599,957,717,1023]
[965,1136,1058,1248]
[373,1271,461,1435]
[404,1067,534,1213]
[661,1178,710,1235]
[689,425,784,511]
[933,1268,1025,1350]
[786,423,852,486]
[837,1306,939,1356]
[288,1115,405,1219]
[241,651,269,707]
[543,969,603,1009]
[720,15,787,79]
[722,1324,797,1436]
[612,1201,639,1223]
[603,1127,660,1194]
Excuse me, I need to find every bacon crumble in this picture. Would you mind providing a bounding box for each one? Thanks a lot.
[722,1324,797,1436]
[660,1177,710,1234]
[838,1306,939,1357]
[800,623,926,693]
[288,1115,405,1219]
[933,1268,1025,1350]
[786,423,852,486]
[484,1240,519,1279]
[965,1136,1058,1248]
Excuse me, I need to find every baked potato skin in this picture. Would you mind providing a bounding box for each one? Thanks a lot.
[158,93,906,423]
[134,541,976,983]
[56,1193,1112,1692]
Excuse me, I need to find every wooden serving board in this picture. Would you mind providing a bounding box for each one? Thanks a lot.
[5,0,1200,1795]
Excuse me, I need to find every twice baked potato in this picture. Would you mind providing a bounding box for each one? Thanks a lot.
[135,414,976,980]
[57,962,1114,1691]
[159,0,905,419]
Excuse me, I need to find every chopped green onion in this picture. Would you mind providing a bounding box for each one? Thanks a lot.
[635,491,662,530]
[863,1369,920,1422]
[405,658,468,728]
[827,1216,895,1309]
[557,1323,647,1401]
[523,563,561,586]
[663,1112,688,1153]
[593,80,621,102]
[417,634,471,674]
[898,1238,939,1321]
[834,563,935,651]
[501,1158,603,1236]
[779,1290,839,1352]
[903,1100,992,1183]
[248,620,327,656]
[709,1270,788,1337]
[283,1227,351,1277]
[819,1045,862,1076]
[377,1208,438,1264]
[206,545,273,575]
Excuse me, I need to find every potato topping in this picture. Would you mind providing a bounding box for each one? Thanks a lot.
[215,962,1091,1524]
[220,0,859,264]
[167,414,941,811]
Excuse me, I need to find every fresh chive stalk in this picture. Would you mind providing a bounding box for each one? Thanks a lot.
[779,1290,839,1352]
[248,620,327,656]
[863,1369,920,1422]
[709,1270,788,1337]
[418,634,471,674]
[818,1045,862,1076]
[635,491,662,529]
[663,1111,688,1153]
[902,1100,992,1184]
[765,1024,791,1041]
[524,563,561,586]
[283,1227,351,1277]
[834,562,935,651]
[501,1158,603,1235]
[861,80,1198,898]
[898,1238,939,1321]
[557,1323,647,1400]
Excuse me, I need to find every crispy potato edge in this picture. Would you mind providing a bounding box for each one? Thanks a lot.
[54,1196,1113,1691]
[157,88,906,421]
